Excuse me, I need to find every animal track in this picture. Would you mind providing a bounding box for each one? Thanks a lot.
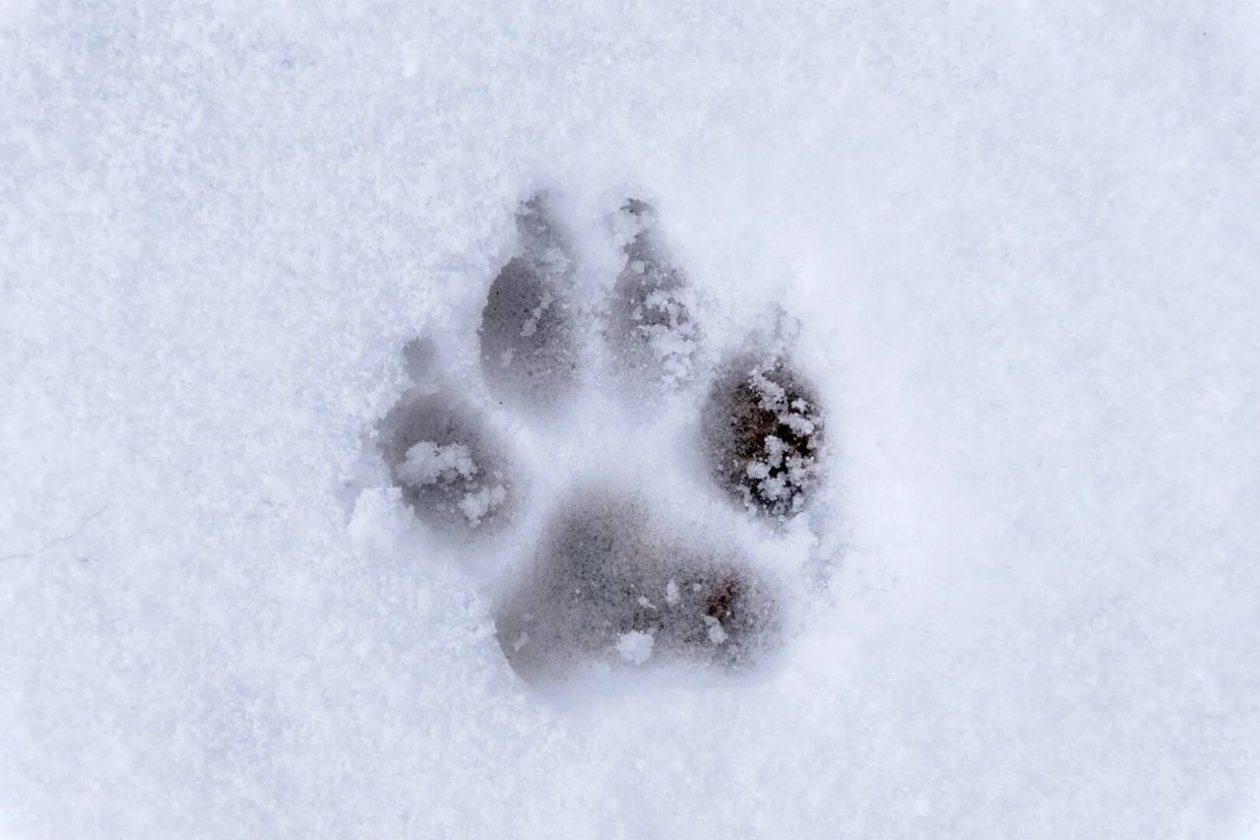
[377,391,514,532]
[479,195,579,410]
[374,193,827,686]
[495,491,780,681]
[702,353,825,519]
[606,198,701,389]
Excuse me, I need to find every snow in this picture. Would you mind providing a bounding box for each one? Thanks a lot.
[615,631,655,666]
[703,616,729,646]
[3,1,1260,839]
[397,441,478,487]
[635,287,698,379]
[456,483,506,529]
[396,440,504,528]
[518,289,552,339]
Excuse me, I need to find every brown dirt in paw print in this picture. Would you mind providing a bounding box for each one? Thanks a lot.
[701,353,824,520]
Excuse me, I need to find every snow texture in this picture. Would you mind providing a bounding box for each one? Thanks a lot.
[615,631,654,666]
[3,1,1260,839]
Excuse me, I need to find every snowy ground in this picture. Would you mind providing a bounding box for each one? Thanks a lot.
[4,1,1260,838]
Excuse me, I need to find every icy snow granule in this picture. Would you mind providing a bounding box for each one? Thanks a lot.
[397,441,477,487]
[615,631,655,665]
[703,616,729,645]
[520,289,554,338]
[458,484,507,528]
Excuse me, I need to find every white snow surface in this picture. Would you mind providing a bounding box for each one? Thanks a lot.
[4,1,1260,838]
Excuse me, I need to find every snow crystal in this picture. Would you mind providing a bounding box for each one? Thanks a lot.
[784,413,815,437]
[703,616,729,645]
[749,369,787,408]
[457,483,506,528]
[745,461,772,481]
[396,441,477,487]
[519,289,553,338]
[756,476,787,501]
[762,435,786,466]
[615,631,655,665]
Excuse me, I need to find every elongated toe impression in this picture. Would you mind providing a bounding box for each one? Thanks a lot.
[607,200,700,390]
[479,196,579,410]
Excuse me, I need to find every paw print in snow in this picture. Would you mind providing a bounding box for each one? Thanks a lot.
[373,192,827,685]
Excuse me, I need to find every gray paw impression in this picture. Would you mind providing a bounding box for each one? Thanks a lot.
[702,354,825,520]
[378,392,514,533]
[607,198,700,389]
[496,492,780,681]
[479,195,579,410]
[378,194,826,686]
